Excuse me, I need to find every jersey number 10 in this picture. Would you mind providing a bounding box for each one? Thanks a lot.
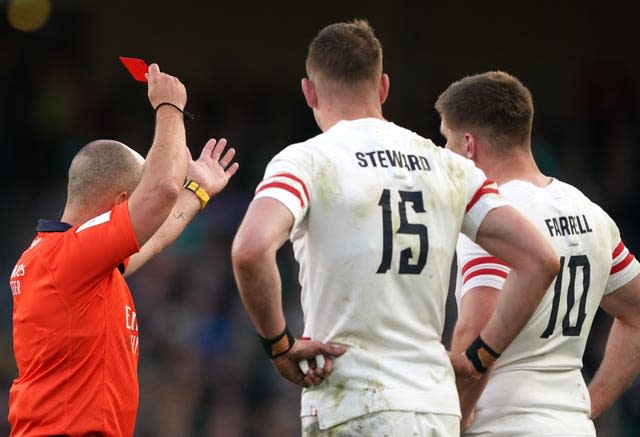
[541,255,590,338]
[377,189,428,274]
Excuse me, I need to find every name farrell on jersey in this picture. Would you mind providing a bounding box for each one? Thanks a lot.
[545,215,593,237]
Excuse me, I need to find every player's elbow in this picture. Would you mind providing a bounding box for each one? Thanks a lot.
[231,230,271,273]
[529,242,560,286]
[542,245,560,278]
[509,238,559,300]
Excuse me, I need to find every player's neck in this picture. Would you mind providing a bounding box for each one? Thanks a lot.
[317,100,385,132]
[482,151,551,187]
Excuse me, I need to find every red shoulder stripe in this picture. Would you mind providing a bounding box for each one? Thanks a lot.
[612,241,625,259]
[466,180,499,212]
[256,181,305,207]
[461,256,510,276]
[611,253,634,275]
[463,268,508,284]
[272,173,310,201]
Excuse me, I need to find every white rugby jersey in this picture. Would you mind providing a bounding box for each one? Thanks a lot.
[255,118,508,429]
[455,179,640,432]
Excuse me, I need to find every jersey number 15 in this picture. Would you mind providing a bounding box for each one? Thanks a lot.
[377,189,428,274]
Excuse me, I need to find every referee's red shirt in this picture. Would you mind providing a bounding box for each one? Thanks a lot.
[8,201,141,437]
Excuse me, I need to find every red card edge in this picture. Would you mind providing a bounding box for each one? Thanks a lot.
[119,56,149,83]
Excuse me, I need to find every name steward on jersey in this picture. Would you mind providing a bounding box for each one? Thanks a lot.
[544,215,593,237]
[355,149,431,171]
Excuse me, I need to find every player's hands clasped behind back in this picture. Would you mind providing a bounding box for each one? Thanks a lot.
[187,138,239,197]
[273,340,346,388]
[449,351,484,431]
[146,63,187,110]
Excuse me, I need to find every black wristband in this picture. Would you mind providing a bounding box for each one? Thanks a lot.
[259,326,295,359]
[154,102,195,120]
[465,336,501,373]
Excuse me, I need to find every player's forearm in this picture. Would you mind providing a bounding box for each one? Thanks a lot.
[125,190,200,277]
[589,318,640,419]
[451,288,499,354]
[451,322,482,355]
[480,267,553,353]
[473,205,559,353]
[233,249,287,338]
[232,198,293,338]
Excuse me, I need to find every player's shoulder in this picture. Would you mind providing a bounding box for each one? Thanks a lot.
[328,118,438,149]
[450,147,474,164]
[547,178,590,199]
[496,180,543,209]
[430,148,488,194]
[264,129,337,183]
[272,119,438,163]
[499,178,591,209]
[547,179,611,215]
[277,135,320,155]
[269,134,322,168]
[380,123,476,176]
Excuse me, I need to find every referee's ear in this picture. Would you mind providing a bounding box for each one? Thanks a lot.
[113,191,129,207]
[301,78,318,109]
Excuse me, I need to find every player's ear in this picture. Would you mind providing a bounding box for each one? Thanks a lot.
[379,73,390,104]
[301,78,318,109]
[464,133,476,160]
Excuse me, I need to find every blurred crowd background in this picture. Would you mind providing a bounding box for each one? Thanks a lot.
[2,0,640,436]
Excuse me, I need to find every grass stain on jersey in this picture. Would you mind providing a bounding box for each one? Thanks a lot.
[315,162,342,203]
[329,378,348,407]
[363,378,392,410]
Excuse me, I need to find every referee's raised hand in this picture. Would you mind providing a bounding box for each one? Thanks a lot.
[146,63,187,112]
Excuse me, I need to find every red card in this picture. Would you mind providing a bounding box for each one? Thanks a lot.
[119,56,149,83]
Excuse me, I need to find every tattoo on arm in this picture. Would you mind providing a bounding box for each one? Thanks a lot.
[173,210,185,220]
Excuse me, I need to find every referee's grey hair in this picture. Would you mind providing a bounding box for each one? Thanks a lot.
[66,139,144,207]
